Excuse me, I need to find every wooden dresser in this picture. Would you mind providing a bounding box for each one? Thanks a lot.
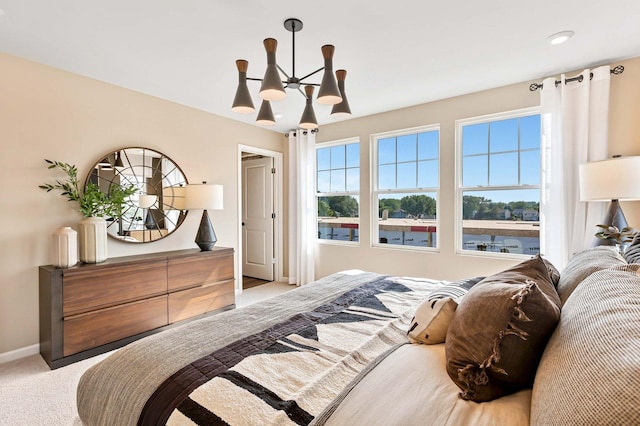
[39,247,234,369]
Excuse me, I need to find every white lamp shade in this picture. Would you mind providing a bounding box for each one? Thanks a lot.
[162,186,186,210]
[185,184,223,210]
[138,194,157,209]
[579,156,640,201]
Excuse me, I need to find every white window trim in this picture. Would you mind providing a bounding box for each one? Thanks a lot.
[454,106,540,259]
[370,124,441,252]
[316,137,361,246]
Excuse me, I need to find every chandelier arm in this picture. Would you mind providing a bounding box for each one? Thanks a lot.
[297,87,307,98]
[276,64,291,79]
[299,67,325,82]
[246,77,264,82]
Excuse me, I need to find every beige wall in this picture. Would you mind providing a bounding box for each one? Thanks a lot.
[0,53,285,355]
[1,51,639,357]
[315,56,640,281]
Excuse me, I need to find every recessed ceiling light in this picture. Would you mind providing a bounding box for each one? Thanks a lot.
[547,30,575,45]
[274,113,284,119]
[0,8,5,17]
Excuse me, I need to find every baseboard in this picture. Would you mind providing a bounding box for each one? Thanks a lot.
[0,344,39,364]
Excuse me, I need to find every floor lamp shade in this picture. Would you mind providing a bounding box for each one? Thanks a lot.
[579,156,640,246]
[185,183,223,251]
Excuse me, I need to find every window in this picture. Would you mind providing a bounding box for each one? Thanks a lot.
[372,126,439,249]
[457,108,540,256]
[316,139,360,243]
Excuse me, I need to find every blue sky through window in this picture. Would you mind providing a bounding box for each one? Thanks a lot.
[462,114,540,203]
[377,130,439,191]
[317,143,360,193]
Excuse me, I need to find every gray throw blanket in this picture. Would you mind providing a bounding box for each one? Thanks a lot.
[77,271,442,425]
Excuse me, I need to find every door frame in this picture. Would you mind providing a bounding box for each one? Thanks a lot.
[237,144,284,293]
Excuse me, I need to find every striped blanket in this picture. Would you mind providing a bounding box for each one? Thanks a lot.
[77,271,443,426]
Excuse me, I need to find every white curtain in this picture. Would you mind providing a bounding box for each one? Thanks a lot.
[288,130,316,285]
[540,66,611,269]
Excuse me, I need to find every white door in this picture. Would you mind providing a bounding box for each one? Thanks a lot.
[242,156,274,281]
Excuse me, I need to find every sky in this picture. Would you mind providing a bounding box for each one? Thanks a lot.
[317,114,541,205]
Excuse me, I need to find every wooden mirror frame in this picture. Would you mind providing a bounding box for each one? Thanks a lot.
[86,147,189,243]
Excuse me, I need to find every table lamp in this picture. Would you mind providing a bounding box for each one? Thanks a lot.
[579,155,640,246]
[138,194,158,230]
[185,182,223,251]
[162,186,186,211]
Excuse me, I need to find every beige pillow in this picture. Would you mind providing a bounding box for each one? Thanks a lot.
[556,246,626,305]
[445,256,561,402]
[623,231,640,264]
[531,265,640,425]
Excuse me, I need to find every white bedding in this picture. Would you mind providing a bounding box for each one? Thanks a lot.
[313,343,531,426]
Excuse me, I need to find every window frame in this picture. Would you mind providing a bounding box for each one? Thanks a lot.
[315,137,361,246]
[371,124,441,252]
[455,106,541,258]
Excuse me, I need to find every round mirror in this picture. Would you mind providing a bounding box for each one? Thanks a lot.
[86,147,189,243]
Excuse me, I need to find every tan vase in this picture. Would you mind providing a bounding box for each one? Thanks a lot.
[52,226,78,268]
[78,217,107,263]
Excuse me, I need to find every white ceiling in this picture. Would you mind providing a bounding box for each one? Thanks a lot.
[1,0,639,133]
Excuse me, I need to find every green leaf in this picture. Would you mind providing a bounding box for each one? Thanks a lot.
[40,158,136,218]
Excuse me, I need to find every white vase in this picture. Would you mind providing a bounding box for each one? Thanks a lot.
[52,227,78,268]
[78,217,108,263]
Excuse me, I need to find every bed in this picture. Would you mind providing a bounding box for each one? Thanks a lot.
[77,270,442,425]
[78,249,640,426]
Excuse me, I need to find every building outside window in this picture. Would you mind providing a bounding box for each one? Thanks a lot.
[372,125,439,249]
[457,108,541,256]
[316,139,360,243]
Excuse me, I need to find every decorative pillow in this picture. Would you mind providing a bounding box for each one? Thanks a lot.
[531,265,640,425]
[445,255,561,402]
[407,276,485,345]
[541,257,560,287]
[556,246,626,305]
[623,231,640,264]
[407,297,457,344]
[426,276,485,301]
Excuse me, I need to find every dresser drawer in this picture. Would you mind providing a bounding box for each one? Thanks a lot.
[40,247,234,369]
[168,279,234,323]
[168,251,234,291]
[63,295,168,357]
[63,260,167,316]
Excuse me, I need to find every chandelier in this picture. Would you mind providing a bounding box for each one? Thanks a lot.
[231,18,351,130]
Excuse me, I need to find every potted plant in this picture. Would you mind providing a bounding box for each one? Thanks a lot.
[594,224,637,254]
[40,159,136,263]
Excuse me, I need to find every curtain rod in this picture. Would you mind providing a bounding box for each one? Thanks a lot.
[529,65,624,91]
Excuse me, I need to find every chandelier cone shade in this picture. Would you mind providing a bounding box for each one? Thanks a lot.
[331,69,352,118]
[256,100,276,126]
[317,45,342,105]
[232,60,255,113]
[259,39,287,102]
[231,18,351,128]
[299,86,319,130]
